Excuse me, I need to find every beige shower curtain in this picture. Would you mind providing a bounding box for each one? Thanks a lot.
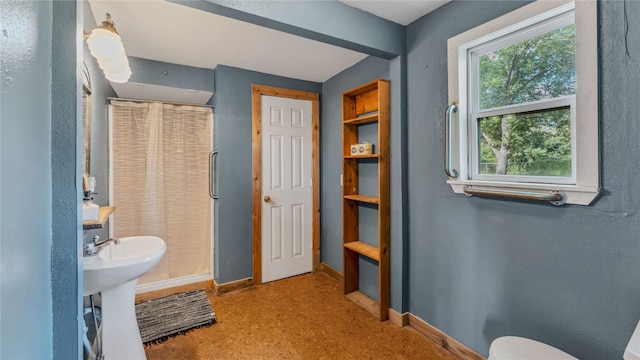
[110,100,212,285]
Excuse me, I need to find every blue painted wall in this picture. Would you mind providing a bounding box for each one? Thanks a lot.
[388,55,409,313]
[0,1,53,358]
[0,2,58,359]
[212,65,321,283]
[406,1,640,358]
[51,1,83,358]
[128,57,215,94]
[2,1,81,357]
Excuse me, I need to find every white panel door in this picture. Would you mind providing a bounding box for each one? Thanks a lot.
[261,95,312,283]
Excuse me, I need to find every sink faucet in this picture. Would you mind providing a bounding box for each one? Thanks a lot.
[83,235,120,256]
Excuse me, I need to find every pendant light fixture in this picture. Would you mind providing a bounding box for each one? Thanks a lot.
[86,13,132,83]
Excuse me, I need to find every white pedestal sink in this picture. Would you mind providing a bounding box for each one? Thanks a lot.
[83,236,166,360]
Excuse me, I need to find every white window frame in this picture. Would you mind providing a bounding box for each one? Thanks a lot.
[446,0,599,205]
[471,96,576,184]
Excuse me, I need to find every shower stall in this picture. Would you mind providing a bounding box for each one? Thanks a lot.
[109,99,214,291]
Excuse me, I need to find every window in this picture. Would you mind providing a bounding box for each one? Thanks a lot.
[446,1,598,205]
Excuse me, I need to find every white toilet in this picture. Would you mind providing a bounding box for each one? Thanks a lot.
[488,320,640,360]
[488,336,578,360]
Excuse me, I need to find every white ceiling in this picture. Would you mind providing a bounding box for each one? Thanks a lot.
[88,0,368,83]
[340,0,450,26]
[88,0,448,102]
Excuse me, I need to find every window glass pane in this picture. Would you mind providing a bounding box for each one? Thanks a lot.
[478,24,575,110]
[478,107,571,177]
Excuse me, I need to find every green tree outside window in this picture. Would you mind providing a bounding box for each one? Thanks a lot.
[477,24,575,176]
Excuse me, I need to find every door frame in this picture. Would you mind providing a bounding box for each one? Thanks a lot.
[251,84,320,285]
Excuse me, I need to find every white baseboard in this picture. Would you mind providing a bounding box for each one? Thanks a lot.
[136,273,213,294]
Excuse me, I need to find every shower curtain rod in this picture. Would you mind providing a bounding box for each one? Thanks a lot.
[108,96,214,109]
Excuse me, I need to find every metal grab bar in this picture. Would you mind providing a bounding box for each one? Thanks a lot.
[463,186,566,206]
[209,150,218,200]
[445,103,458,178]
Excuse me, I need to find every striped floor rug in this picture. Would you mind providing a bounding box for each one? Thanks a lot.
[135,289,216,344]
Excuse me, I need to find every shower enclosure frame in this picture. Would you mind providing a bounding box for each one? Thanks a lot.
[107,98,215,293]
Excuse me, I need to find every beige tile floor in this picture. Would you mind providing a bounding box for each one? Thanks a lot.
[144,272,460,360]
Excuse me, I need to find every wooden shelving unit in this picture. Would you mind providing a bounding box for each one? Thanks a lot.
[342,79,390,321]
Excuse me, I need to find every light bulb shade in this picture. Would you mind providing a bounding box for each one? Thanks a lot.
[105,69,132,83]
[104,64,132,83]
[86,14,132,83]
[87,28,126,59]
[97,55,129,74]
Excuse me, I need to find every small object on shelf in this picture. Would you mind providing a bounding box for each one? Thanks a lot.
[350,143,373,156]
[82,202,100,221]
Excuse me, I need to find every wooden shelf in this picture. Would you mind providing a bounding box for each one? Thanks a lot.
[343,154,379,159]
[344,194,379,204]
[344,241,380,261]
[343,113,378,125]
[343,79,381,96]
[342,79,390,321]
[83,206,115,230]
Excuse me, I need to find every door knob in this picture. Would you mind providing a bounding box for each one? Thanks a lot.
[264,195,271,203]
